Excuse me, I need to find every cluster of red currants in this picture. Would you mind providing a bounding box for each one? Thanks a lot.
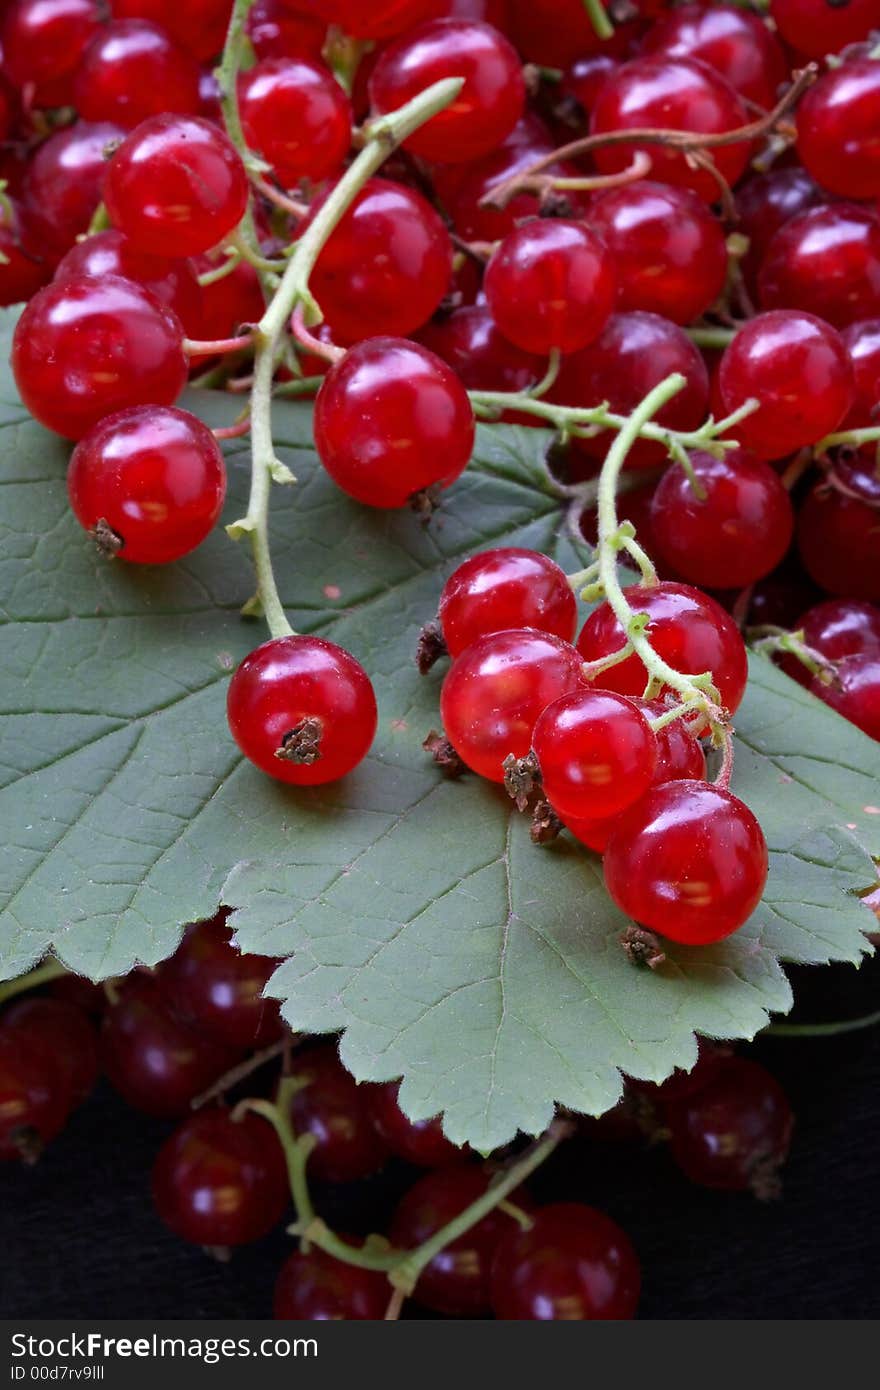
[1,912,794,1319]
[423,547,767,946]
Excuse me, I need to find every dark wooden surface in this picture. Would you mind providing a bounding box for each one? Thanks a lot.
[1,955,878,1320]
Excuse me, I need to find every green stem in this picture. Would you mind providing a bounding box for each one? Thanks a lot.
[765,1009,880,1039]
[687,325,738,350]
[816,426,880,453]
[215,0,275,292]
[197,251,243,288]
[581,0,614,41]
[226,77,464,640]
[0,958,68,1005]
[749,626,836,684]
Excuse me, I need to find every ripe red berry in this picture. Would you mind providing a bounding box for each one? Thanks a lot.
[390,1165,528,1316]
[308,178,452,344]
[305,0,440,41]
[273,1245,389,1320]
[239,57,352,187]
[769,0,878,61]
[101,974,239,1117]
[73,19,203,128]
[284,1044,390,1183]
[717,311,853,459]
[810,653,880,741]
[152,1108,289,1247]
[587,181,727,326]
[440,628,585,782]
[758,204,880,330]
[109,0,234,63]
[797,58,880,201]
[650,450,794,590]
[0,198,50,306]
[590,56,749,203]
[665,1055,793,1195]
[1,0,103,107]
[550,312,709,468]
[2,998,98,1107]
[507,0,625,69]
[841,318,880,426]
[418,307,547,417]
[369,19,525,164]
[227,635,378,786]
[368,1081,462,1168]
[248,0,328,62]
[798,599,880,665]
[12,275,188,441]
[67,405,226,562]
[163,913,284,1050]
[641,2,787,110]
[604,781,768,945]
[195,256,266,340]
[53,229,202,336]
[490,1203,640,1320]
[734,168,825,294]
[104,114,249,258]
[0,1031,72,1162]
[577,582,748,718]
[532,689,658,822]
[484,219,616,356]
[797,454,880,603]
[562,54,620,117]
[20,121,125,264]
[438,548,577,658]
[314,338,474,509]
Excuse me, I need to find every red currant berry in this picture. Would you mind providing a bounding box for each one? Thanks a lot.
[195,256,266,340]
[54,229,202,336]
[304,0,440,42]
[418,307,547,419]
[440,0,511,23]
[73,19,203,128]
[587,181,727,327]
[484,219,616,356]
[12,275,188,441]
[532,689,659,822]
[666,1055,793,1195]
[101,974,240,1116]
[248,0,328,62]
[0,198,51,306]
[562,54,620,118]
[109,0,234,62]
[810,653,880,741]
[368,1081,462,1168]
[284,1044,390,1183]
[49,973,107,1016]
[67,405,226,562]
[2,998,98,1107]
[1,0,103,107]
[163,912,284,1050]
[550,312,709,469]
[0,1031,71,1162]
[440,628,585,782]
[239,57,352,187]
[273,1245,389,1320]
[641,2,787,110]
[797,57,880,201]
[369,19,525,164]
[799,598,880,664]
[152,1108,289,1246]
[308,178,452,344]
[770,0,877,61]
[650,450,794,590]
[604,780,768,945]
[758,204,880,330]
[314,338,474,509]
[390,1165,528,1316]
[104,114,249,258]
[507,0,624,69]
[590,57,749,204]
[490,1203,640,1320]
[227,635,378,786]
[717,311,853,459]
[578,582,748,717]
[734,168,825,294]
[438,548,577,658]
[20,121,125,264]
[841,318,880,426]
[797,454,880,603]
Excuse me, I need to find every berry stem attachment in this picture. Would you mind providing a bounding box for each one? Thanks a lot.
[582,0,615,42]
[764,1008,880,1038]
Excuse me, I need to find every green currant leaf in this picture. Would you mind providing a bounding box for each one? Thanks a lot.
[0,309,875,1149]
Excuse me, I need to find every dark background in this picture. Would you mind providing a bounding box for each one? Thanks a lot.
[1,954,878,1321]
